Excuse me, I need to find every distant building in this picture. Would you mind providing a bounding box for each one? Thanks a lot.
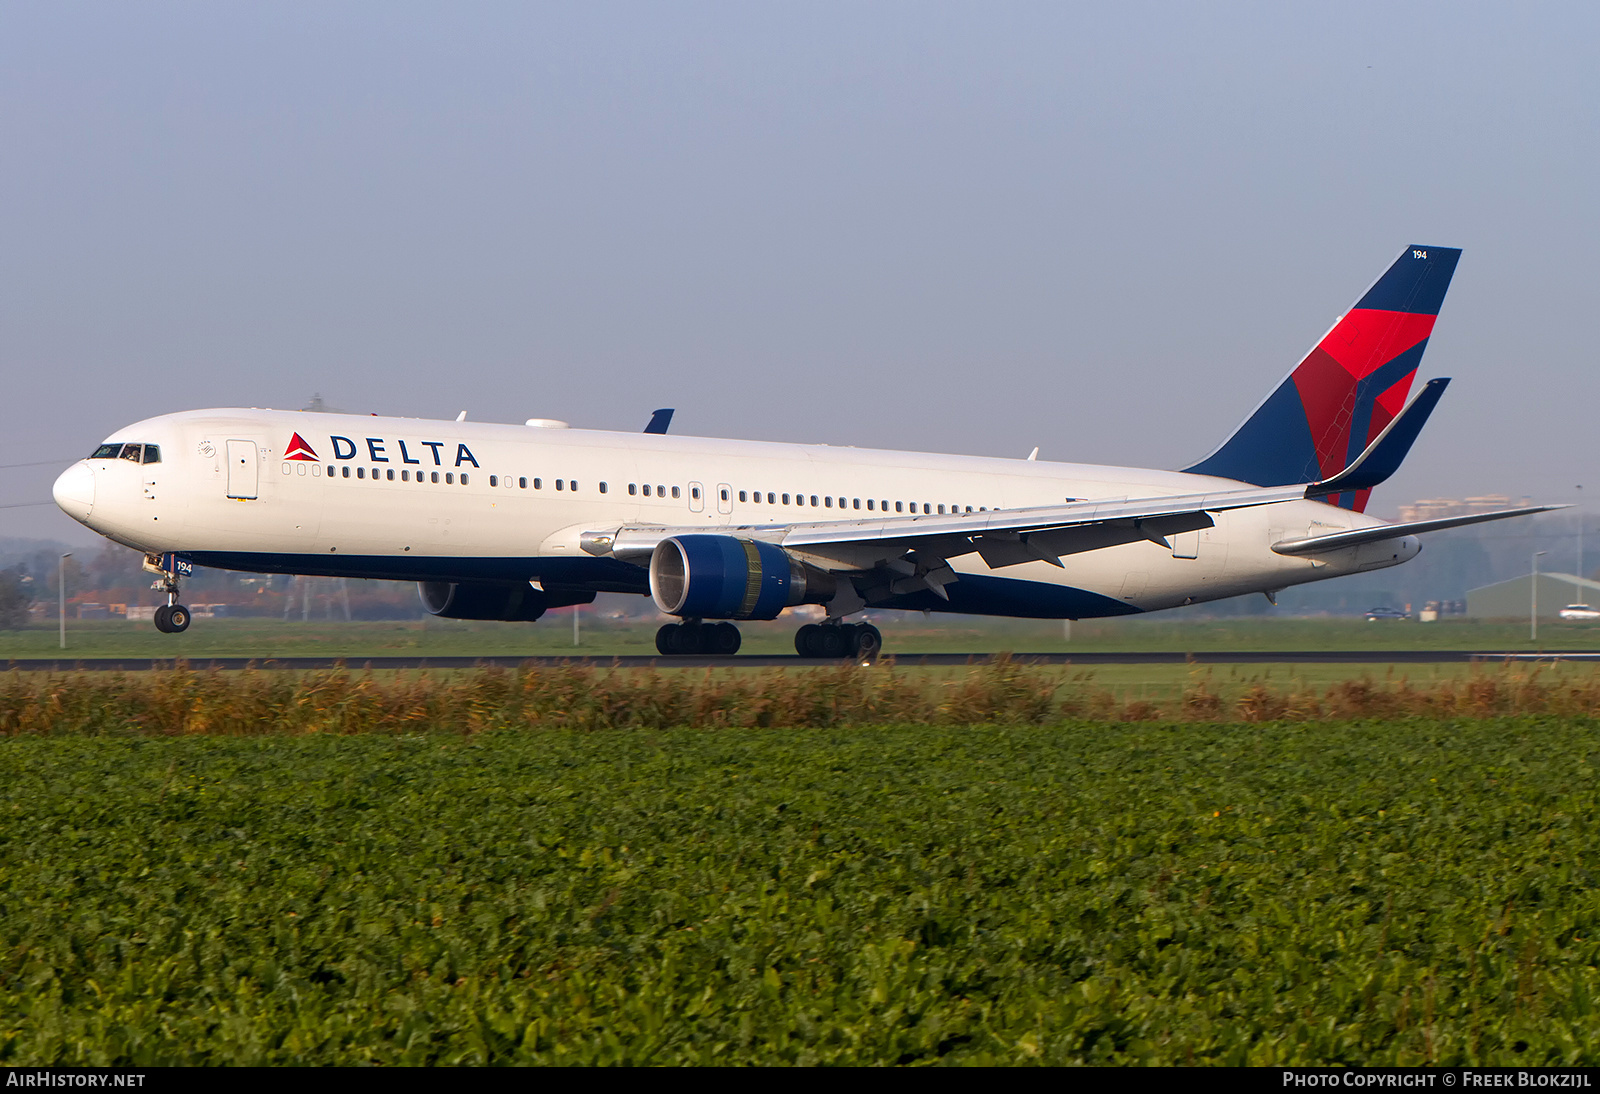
[1397,495,1533,522]
[1467,572,1600,618]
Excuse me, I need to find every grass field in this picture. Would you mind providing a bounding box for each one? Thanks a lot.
[11,659,1600,733]
[7,613,1600,661]
[4,714,1599,1065]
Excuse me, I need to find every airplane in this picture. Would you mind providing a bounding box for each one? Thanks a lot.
[52,244,1554,660]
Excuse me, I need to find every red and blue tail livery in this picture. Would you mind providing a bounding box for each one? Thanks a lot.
[1184,245,1461,511]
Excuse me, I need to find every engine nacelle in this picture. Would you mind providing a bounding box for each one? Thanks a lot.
[649,535,835,620]
[418,581,594,621]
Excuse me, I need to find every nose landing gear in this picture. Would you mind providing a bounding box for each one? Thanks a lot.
[795,622,882,662]
[655,619,742,656]
[143,553,192,634]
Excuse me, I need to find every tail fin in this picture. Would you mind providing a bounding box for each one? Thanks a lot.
[1182,245,1462,511]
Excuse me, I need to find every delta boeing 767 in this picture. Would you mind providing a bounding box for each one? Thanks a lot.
[52,245,1550,659]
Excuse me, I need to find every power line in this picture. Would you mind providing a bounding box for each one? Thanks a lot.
[0,459,77,470]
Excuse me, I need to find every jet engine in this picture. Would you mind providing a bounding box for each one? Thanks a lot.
[649,534,835,620]
[418,580,593,622]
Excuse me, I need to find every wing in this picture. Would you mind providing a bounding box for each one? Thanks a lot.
[584,482,1308,599]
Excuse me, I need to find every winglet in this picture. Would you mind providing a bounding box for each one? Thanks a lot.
[1306,377,1449,501]
[644,409,674,434]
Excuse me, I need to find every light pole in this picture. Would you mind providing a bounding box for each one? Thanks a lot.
[1578,485,1586,605]
[1532,550,1547,643]
[58,552,71,650]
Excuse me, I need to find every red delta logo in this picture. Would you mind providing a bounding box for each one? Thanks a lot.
[284,432,319,461]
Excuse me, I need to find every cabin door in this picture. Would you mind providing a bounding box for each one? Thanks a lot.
[226,440,259,500]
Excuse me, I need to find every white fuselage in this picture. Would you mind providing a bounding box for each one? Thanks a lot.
[53,408,1419,618]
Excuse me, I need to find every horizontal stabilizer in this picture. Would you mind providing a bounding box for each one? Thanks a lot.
[1306,378,1449,498]
[1271,505,1564,556]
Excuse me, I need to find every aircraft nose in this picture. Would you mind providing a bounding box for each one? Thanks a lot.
[53,462,95,523]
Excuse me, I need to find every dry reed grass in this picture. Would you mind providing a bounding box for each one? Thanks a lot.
[3,657,1599,735]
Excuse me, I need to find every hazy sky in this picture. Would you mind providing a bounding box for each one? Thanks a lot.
[4,2,1596,542]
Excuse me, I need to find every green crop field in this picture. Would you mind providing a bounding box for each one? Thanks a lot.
[4,709,1600,1064]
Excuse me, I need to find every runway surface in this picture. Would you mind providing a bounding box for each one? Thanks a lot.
[7,650,1600,671]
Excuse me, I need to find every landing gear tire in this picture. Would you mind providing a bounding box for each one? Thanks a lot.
[153,604,192,634]
[849,624,883,663]
[655,623,696,655]
[815,626,846,658]
[795,623,821,657]
[707,621,742,656]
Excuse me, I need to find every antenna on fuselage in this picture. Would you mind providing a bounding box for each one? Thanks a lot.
[455,411,467,422]
[1026,447,1039,461]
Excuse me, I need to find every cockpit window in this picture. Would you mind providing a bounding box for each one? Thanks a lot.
[90,443,161,463]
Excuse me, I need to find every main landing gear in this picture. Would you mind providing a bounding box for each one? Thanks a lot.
[656,619,742,656]
[652,618,884,661]
[795,622,882,662]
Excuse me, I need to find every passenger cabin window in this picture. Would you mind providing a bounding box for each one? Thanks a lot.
[642,484,651,496]
[691,486,700,500]
[403,470,410,481]
[460,474,468,485]
[782,494,791,505]
[599,482,608,493]
[431,472,439,483]
[670,486,679,499]
[533,478,542,489]
[519,477,527,489]
[629,483,638,495]
[490,475,498,487]
[738,490,747,502]
[555,480,563,491]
